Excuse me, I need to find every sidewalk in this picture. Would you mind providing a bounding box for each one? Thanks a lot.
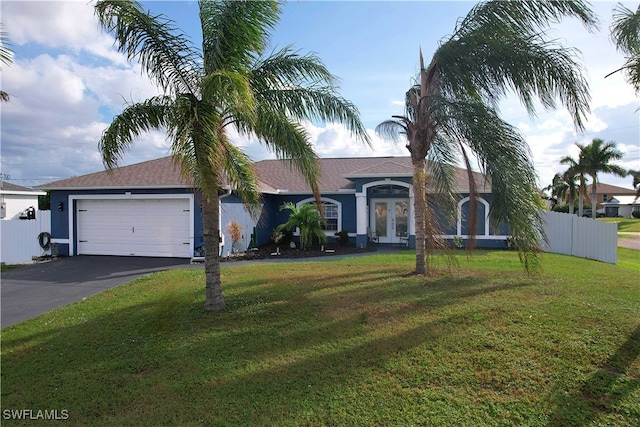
[618,232,640,250]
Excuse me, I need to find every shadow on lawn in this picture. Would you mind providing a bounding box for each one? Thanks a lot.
[547,324,640,425]
[1,268,536,424]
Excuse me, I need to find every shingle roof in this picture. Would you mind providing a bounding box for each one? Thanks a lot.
[586,183,636,194]
[38,157,193,190]
[38,155,489,194]
[254,157,489,193]
[0,181,45,193]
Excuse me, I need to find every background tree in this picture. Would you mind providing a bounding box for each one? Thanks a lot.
[560,151,589,217]
[376,1,596,274]
[629,169,640,197]
[607,3,640,93]
[95,0,369,311]
[546,170,579,214]
[277,202,327,251]
[580,138,626,218]
[1,24,13,102]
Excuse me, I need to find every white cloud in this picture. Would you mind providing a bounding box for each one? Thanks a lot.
[3,0,127,65]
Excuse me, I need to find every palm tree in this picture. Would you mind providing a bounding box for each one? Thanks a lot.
[376,1,596,274]
[560,152,589,217]
[95,0,369,311]
[0,24,13,102]
[277,202,327,250]
[629,169,640,198]
[607,3,640,93]
[546,170,579,214]
[580,138,626,218]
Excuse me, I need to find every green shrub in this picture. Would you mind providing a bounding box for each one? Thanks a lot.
[277,202,327,250]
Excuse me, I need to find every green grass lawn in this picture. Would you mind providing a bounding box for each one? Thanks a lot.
[599,217,640,233]
[2,250,638,426]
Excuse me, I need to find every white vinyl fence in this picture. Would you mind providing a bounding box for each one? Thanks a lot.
[1,210,51,265]
[540,210,617,264]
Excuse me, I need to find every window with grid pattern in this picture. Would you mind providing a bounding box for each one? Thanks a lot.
[306,201,339,231]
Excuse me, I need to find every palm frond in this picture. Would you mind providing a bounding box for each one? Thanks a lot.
[249,108,320,189]
[250,51,370,145]
[95,0,201,96]
[375,119,407,143]
[453,0,598,41]
[435,24,590,129]
[218,139,261,210]
[424,136,459,240]
[201,69,256,127]
[607,4,640,92]
[200,0,280,74]
[99,95,174,169]
[252,46,338,88]
[0,24,13,67]
[610,4,640,55]
[1,24,13,102]
[435,98,544,265]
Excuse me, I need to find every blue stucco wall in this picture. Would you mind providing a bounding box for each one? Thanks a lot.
[48,182,512,257]
[250,193,357,247]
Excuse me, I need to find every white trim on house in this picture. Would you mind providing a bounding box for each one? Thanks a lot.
[295,197,342,237]
[67,193,194,257]
[357,180,415,239]
[263,190,357,196]
[455,196,508,239]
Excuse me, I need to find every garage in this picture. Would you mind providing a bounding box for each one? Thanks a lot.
[76,198,192,258]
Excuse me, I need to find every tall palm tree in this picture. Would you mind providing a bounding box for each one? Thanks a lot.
[607,3,640,93]
[0,24,13,102]
[547,170,579,214]
[580,138,626,218]
[560,152,589,217]
[95,0,369,311]
[376,1,596,274]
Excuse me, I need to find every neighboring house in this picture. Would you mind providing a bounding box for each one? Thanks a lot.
[600,195,640,218]
[0,181,46,220]
[37,156,510,258]
[586,183,636,209]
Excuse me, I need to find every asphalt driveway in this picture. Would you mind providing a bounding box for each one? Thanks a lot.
[1,256,198,328]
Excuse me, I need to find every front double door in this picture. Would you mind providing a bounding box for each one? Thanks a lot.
[371,199,409,244]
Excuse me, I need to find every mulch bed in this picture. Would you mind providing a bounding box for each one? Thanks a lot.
[220,243,377,262]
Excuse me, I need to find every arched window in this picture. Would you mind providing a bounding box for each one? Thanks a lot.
[297,198,341,233]
[457,197,490,236]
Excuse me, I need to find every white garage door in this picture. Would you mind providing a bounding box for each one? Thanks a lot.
[77,198,191,257]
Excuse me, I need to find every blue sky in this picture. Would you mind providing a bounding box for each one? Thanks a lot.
[1,0,639,191]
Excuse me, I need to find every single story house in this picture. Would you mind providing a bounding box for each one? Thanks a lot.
[1,181,46,220]
[600,195,640,218]
[37,156,509,258]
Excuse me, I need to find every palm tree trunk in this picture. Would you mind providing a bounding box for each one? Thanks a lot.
[591,178,598,219]
[203,192,225,312]
[578,177,585,217]
[568,194,575,215]
[413,159,427,275]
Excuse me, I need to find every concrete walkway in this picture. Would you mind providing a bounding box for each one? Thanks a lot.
[618,233,640,250]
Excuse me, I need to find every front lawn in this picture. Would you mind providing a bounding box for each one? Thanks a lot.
[599,217,640,232]
[1,250,638,426]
